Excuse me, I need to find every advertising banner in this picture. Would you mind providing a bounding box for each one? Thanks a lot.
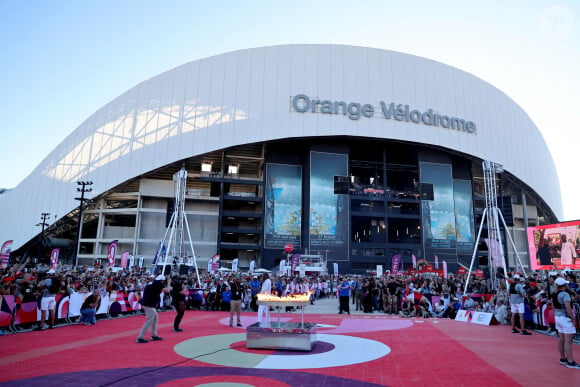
[152,241,165,266]
[249,260,255,274]
[211,254,220,272]
[0,240,12,269]
[120,251,129,268]
[107,240,118,268]
[391,254,402,275]
[264,163,302,249]
[485,238,502,269]
[232,258,238,272]
[50,248,59,270]
[291,254,300,272]
[309,152,349,261]
[333,262,338,276]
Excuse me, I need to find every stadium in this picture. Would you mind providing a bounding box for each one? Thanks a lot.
[0,44,562,274]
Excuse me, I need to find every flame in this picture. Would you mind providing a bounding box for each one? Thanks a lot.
[257,291,312,303]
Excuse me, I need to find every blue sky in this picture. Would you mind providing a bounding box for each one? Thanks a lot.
[1,1,578,219]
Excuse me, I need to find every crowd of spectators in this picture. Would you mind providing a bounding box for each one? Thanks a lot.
[1,257,579,342]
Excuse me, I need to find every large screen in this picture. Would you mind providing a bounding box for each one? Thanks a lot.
[526,220,580,270]
[309,151,349,261]
[264,163,302,249]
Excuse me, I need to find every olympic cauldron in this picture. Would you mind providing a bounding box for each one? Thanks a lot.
[246,292,317,351]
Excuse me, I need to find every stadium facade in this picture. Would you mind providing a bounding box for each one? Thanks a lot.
[0,44,562,274]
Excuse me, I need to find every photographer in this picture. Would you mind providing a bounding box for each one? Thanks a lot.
[135,274,170,343]
[171,276,187,332]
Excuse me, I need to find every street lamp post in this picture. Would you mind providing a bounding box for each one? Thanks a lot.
[74,181,93,267]
[36,212,51,261]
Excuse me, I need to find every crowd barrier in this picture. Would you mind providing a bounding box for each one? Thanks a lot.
[0,290,146,331]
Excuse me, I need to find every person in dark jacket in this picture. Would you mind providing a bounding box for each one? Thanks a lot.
[136,274,170,343]
[171,277,187,332]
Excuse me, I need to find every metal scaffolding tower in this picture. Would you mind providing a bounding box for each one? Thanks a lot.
[464,161,526,294]
[154,167,200,282]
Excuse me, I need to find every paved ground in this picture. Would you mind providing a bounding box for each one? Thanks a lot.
[1,296,579,386]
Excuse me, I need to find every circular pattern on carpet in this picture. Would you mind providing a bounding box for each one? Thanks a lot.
[174,333,390,369]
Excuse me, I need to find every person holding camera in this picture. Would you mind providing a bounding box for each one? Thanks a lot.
[171,276,187,332]
[136,274,170,343]
[229,276,245,327]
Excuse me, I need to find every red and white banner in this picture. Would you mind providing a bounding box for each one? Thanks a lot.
[120,251,129,268]
[442,260,448,278]
[0,240,12,269]
[211,254,220,272]
[434,255,439,269]
[107,240,118,268]
[50,248,60,270]
[412,254,417,268]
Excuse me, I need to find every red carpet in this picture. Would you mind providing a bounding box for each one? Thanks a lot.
[0,310,577,386]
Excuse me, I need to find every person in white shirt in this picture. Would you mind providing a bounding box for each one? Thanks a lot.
[494,300,509,324]
[257,273,272,326]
